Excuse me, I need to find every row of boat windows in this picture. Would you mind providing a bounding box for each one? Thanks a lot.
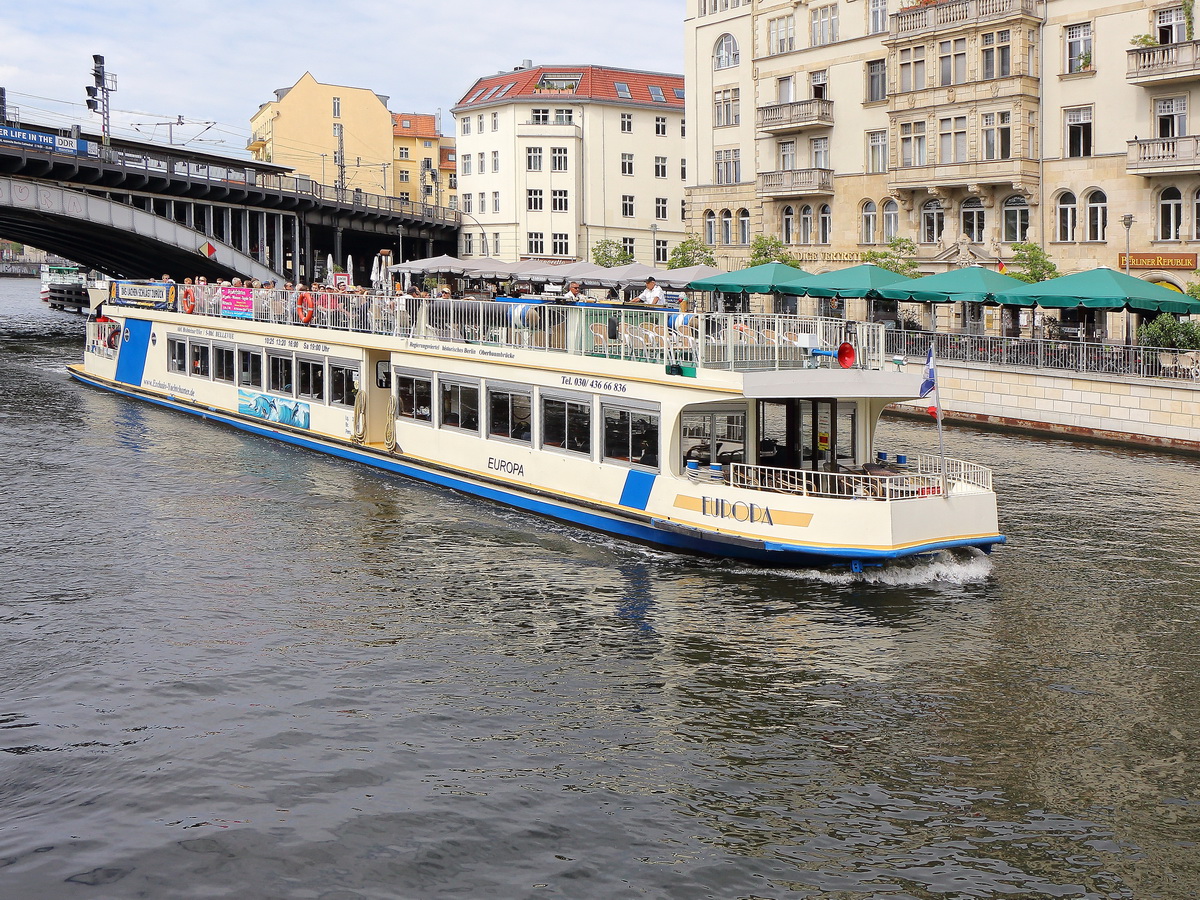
[167,338,358,407]
[395,372,660,469]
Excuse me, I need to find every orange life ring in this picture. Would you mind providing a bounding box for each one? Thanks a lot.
[296,292,315,323]
[181,287,196,314]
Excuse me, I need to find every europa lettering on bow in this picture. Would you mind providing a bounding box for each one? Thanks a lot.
[700,497,774,525]
[487,457,525,477]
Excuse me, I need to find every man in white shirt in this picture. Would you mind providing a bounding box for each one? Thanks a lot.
[561,281,584,301]
[638,277,665,305]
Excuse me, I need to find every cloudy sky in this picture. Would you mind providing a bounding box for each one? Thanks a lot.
[1,0,685,155]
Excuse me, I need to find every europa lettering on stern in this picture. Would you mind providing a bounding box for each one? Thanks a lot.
[700,496,774,525]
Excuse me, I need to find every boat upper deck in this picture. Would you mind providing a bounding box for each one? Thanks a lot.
[147,286,890,376]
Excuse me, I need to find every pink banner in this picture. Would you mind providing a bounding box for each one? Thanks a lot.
[220,286,254,319]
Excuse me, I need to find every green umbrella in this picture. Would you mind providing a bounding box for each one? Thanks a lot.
[991,267,1200,313]
[776,263,914,297]
[687,261,810,294]
[875,265,1027,303]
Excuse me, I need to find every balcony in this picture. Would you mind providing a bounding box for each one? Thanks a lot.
[758,168,834,197]
[246,131,269,151]
[1127,41,1200,85]
[516,122,582,139]
[1127,136,1200,176]
[756,99,835,134]
[890,0,1040,39]
[888,157,1040,191]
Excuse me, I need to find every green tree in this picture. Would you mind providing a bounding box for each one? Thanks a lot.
[1007,242,1059,283]
[860,237,920,277]
[747,235,800,267]
[666,235,716,269]
[591,238,633,268]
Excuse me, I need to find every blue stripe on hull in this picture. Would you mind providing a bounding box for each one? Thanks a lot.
[69,368,1004,566]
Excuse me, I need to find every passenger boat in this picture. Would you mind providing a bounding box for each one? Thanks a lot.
[41,263,105,312]
[69,281,1004,567]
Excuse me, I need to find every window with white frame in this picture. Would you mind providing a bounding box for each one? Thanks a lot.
[398,147,410,160]
[868,130,888,173]
[811,5,838,46]
[714,88,740,126]
[982,30,1012,78]
[655,116,667,136]
[1003,195,1030,242]
[922,199,945,243]
[1159,7,1187,43]
[555,108,573,125]
[492,150,500,172]
[939,38,967,85]
[621,153,635,176]
[721,209,732,244]
[527,146,542,171]
[461,154,472,176]
[492,111,499,130]
[810,69,828,99]
[777,75,795,104]
[552,189,568,212]
[962,197,985,242]
[332,96,341,118]
[1057,192,1078,242]
[866,60,887,102]
[811,136,830,168]
[492,191,500,214]
[938,116,967,163]
[478,192,486,213]
[900,121,926,166]
[655,239,668,264]
[552,233,569,256]
[621,195,634,217]
[654,156,667,178]
[861,200,877,244]
[1160,186,1183,239]
[738,209,750,244]
[799,205,814,243]
[1157,96,1187,137]
[779,140,796,170]
[1066,106,1093,157]
[621,237,636,258]
[552,147,568,171]
[460,117,470,135]
[782,205,795,243]
[883,199,899,240]
[681,158,687,180]
[714,34,740,69]
[528,232,544,255]
[621,113,632,133]
[462,193,473,213]
[463,232,474,255]
[532,108,550,124]
[869,0,887,35]
[982,111,1012,160]
[899,46,925,91]
[1066,23,1092,73]
[527,188,543,211]
[818,204,832,244]
[705,210,717,244]
[655,197,668,220]
[715,149,740,184]
[1087,190,1108,241]
[477,152,484,173]
[769,15,795,54]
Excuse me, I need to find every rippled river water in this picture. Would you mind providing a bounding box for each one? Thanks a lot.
[2,278,1198,899]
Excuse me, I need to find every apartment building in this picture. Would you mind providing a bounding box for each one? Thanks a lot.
[451,63,687,263]
[686,0,1200,292]
[391,113,457,209]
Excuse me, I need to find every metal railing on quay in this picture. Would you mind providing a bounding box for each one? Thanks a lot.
[172,288,888,373]
[885,330,1200,382]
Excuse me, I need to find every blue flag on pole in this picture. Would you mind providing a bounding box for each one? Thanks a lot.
[920,345,936,398]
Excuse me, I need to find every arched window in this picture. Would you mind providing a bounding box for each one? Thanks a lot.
[882,199,899,241]
[1087,190,1107,242]
[921,199,944,244]
[782,205,795,244]
[704,210,716,245]
[799,205,814,244]
[818,204,832,244]
[737,209,750,244]
[720,209,733,244]
[961,197,984,242]
[1002,195,1029,242]
[714,34,740,70]
[1057,192,1077,242]
[861,200,878,245]
[1160,186,1183,240]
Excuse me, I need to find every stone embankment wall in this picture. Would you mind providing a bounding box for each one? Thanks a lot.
[897,362,1200,453]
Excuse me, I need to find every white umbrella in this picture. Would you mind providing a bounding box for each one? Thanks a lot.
[325,253,334,282]
[369,254,381,289]
[346,255,354,287]
[385,254,475,275]
[593,262,670,289]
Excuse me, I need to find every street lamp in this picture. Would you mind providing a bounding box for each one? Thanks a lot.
[649,222,659,264]
[1122,214,1136,345]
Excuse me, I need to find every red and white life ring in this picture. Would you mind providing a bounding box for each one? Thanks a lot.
[296,292,315,324]
[181,287,196,314]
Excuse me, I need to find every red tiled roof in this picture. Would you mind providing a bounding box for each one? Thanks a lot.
[392,113,441,139]
[453,65,684,111]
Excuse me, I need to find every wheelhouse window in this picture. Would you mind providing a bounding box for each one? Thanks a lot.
[396,372,433,421]
[168,338,187,374]
[1003,195,1030,242]
[268,353,293,395]
[488,387,532,443]
[440,381,479,431]
[603,405,659,469]
[541,395,591,455]
[330,363,357,408]
[681,409,746,468]
[297,358,324,401]
[213,346,235,383]
[190,342,210,378]
[238,349,262,387]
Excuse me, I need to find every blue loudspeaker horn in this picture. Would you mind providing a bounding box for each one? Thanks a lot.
[811,342,857,369]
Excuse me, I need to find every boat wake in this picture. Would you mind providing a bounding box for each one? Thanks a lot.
[747,547,996,587]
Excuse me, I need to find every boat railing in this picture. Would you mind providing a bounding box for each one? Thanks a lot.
[171,287,889,373]
[727,453,992,499]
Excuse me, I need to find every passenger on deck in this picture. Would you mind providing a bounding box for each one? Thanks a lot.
[562,281,584,301]
[637,277,665,306]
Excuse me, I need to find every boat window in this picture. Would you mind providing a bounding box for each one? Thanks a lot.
[238,349,263,388]
[488,388,532,443]
[213,345,235,383]
[440,381,480,432]
[167,338,187,374]
[329,364,358,408]
[541,396,591,456]
[681,408,746,467]
[190,342,210,378]
[396,373,433,421]
[603,404,659,470]
[757,399,856,471]
[268,353,293,396]
[297,358,325,402]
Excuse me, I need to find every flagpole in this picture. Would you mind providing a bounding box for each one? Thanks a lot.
[931,345,949,496]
